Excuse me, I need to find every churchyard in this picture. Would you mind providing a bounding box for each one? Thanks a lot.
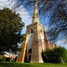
[0,0,67,67]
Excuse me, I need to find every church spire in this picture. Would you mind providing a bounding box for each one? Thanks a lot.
[32,0,40,24]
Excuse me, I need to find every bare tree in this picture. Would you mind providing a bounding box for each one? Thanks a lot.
[13,0,67,44]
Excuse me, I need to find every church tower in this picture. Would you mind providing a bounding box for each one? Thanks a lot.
[16,0,49,63]
[26,0,45,63]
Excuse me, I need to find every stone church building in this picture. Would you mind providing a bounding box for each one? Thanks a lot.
[16,1,57,63]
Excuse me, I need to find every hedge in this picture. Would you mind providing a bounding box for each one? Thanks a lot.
[42,47,67,63]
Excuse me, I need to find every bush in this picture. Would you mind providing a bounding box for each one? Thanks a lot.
[42,47,67,63]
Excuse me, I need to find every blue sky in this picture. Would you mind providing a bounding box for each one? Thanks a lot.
[0,0,67,48]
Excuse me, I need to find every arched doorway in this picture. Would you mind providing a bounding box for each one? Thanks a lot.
[28,49,32,62]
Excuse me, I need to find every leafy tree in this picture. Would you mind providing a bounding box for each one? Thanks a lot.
[0,8,24,52]
[15,0,67,44]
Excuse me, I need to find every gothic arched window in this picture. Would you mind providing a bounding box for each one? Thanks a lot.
[31,28,34,33]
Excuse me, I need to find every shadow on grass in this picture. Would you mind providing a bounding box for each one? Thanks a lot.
[0,62,32,67]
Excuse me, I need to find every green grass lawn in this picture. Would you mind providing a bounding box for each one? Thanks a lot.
[0,62,67,67]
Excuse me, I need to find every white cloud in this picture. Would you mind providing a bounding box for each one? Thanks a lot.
[15,6,32,26]
[0,0,11,8]
[56,39,67,49]
[0,0,8,2]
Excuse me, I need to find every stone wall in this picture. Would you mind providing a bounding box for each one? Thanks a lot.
[16,42,27,63]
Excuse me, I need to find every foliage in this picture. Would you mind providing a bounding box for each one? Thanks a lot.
[0,55,4,59]
[0,55,6,62]
[0,8,24,52]
[42,47,67,63]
